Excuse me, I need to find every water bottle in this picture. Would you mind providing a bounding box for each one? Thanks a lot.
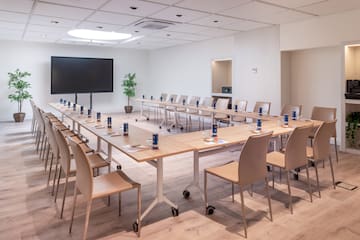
[73,103,76,111]
[107,117,112,129]
[212,124,218,137]
[96,112,101,122]
[151,96,153,100]
[160,96,163,102]
[182,99,186,105]
[142,95,145,99]
[60,98,63,104]
[152,133,159,149]
[234,104,238,112]
[213,102,216,109]
[171,97,174,103]
[284,114,289,127]
[87,109,91,118]
[123,122,128,136]
[63,100,67,106]
[292,110,297,120]
[258,107,263,116]
[80,106,84,115]
[196,100,199,107]
[256,119,262,131]
[67,101,71,108]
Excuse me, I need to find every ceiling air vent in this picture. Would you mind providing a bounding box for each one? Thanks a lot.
[135,20,175,30]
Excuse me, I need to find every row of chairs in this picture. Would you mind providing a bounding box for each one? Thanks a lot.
[204,120,337,238]
[29,100,141,239]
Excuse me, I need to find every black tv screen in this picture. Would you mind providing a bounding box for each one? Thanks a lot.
[51,56,113,94]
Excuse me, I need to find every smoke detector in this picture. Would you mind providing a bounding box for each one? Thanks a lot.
[135,20,175,30]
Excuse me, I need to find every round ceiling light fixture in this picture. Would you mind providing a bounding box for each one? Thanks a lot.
[68,29,131,41]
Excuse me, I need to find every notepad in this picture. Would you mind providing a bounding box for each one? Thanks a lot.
[95,125,105,129]
[123,144,149,152]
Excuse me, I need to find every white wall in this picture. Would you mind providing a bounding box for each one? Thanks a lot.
[0,40,148,121]
[281,8,360,51]
[148,26,281,114]
[289,46,342,138]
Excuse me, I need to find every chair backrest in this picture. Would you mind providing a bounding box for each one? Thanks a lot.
[68,138,93,200]
[53,127,72,174]
[167,94,178,103]
[160,93,168,101]
[313,120,336,160]
[311,106,336,121]
[177,95,188,104]
[233,100,247,112]
[215,98,229,110]
[238,131,273,186]
[253,101,271,115]
[284,125,313,170]
[281,104,302,117]
[201,97,213,107]
[188,96,201,105]
[43,114,58,156]
[34,107,44,130]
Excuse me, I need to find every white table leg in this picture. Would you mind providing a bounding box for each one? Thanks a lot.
[141,158,178,221]
[96,136,101,152]
[183,151,204,201]
[107,143,112,163]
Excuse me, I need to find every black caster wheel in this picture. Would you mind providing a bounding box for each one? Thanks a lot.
[183,190,190,199]
[167,129,171,132]
[267,165,271,172]
[172,125,175,128]
[171,207,179,217]
[146,117,150,121]
[116,165,122,170]
[132,222,138,233]
[159,126,162,129]
[135,119,138,122]
[180,127,184,131]
[206,205,215,215]
[293,173,299,181]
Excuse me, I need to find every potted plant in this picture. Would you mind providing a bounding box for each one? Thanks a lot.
[346,112,360,148]
[8,69,32,122]
[122,73,136,113]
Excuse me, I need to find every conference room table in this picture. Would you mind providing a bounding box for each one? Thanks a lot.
[49,102,321,220]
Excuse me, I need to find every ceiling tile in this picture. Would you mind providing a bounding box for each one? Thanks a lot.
[298,0,360,16]
[190,14,238,27]
[261,0,324,9]
[222,19,270,31]
[87,11,141,25]
[0,29,23,40]
[78,21,121,31]
[101,0,168,17]
[166,23,213,34]
[0,10,29,23]
[24,31,63,41]
[39,0,109,9]
[30,15,79,28]
[197,27,237,37]
[150,30,209,41]
[150,6,209,23]
[144,0,181,5]
[0,21,26,30]
[27,24,70,33]
[220,1,286,22]
[0,0,34,13]
[120,25,159,36]
[33,2,93,20]
[175,0,250,13]
[260,9,314,24]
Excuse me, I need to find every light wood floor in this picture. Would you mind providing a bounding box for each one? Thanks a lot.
[1,116,360,240]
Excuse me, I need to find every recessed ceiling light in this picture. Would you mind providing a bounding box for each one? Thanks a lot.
[96,26,103,29]
[130,6,138,10]
[166,34,171,37]
[176,14,182,17]
[135,30,139,33]
[51,20,59,24]
[213,20,219,23]
[68,29,131,40]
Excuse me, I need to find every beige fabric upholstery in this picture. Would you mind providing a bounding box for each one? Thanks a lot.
[253,101,271,115]
[281,104,302,117]
[214,98,229,120]
[232,100,247,122]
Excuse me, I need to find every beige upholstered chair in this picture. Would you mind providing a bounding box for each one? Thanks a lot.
[53,127,110,219]
[68,138,141,239]
[253,101,271,115]
[198,97,214,130]
[214,98,230,125]
[231,99,248,123]
[307,120,337,198]
[204,131,273,238]
[266,125,313,214]
[281,104,302,117]
[186,96,201,130]
[310,106,338,163]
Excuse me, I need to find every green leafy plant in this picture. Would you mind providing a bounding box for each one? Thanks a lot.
[122,73,136,106]
[8,69,32,113]
[346,112,360,147]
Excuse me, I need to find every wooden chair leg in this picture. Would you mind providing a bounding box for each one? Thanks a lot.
[47,153,54,187]
[137,186,142,237]
[265,177,273,221]
[329,156,336,189]
[231,183,234,203]
[204,171,208,212]
[69,185,78,234]
[60,175,69,219]
[305,164,312,202]
[52,162,59,196]
[286,171,293,214]
[334,138,339,163]
[82,200,92,240]
[239,187,247,238]
[314,160,321,198]
[55,167,62,202]
[118,192,122,216]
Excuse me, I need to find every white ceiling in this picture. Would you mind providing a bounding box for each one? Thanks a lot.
[0,0,359,49]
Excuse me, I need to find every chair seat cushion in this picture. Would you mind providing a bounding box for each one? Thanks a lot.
[88,153,109,169]
[92,171,139,199]
[266,151,285,168]
[206,161,239,183]
[306,146,314,159]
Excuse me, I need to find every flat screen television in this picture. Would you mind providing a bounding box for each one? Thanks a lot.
[51,56,113,94]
